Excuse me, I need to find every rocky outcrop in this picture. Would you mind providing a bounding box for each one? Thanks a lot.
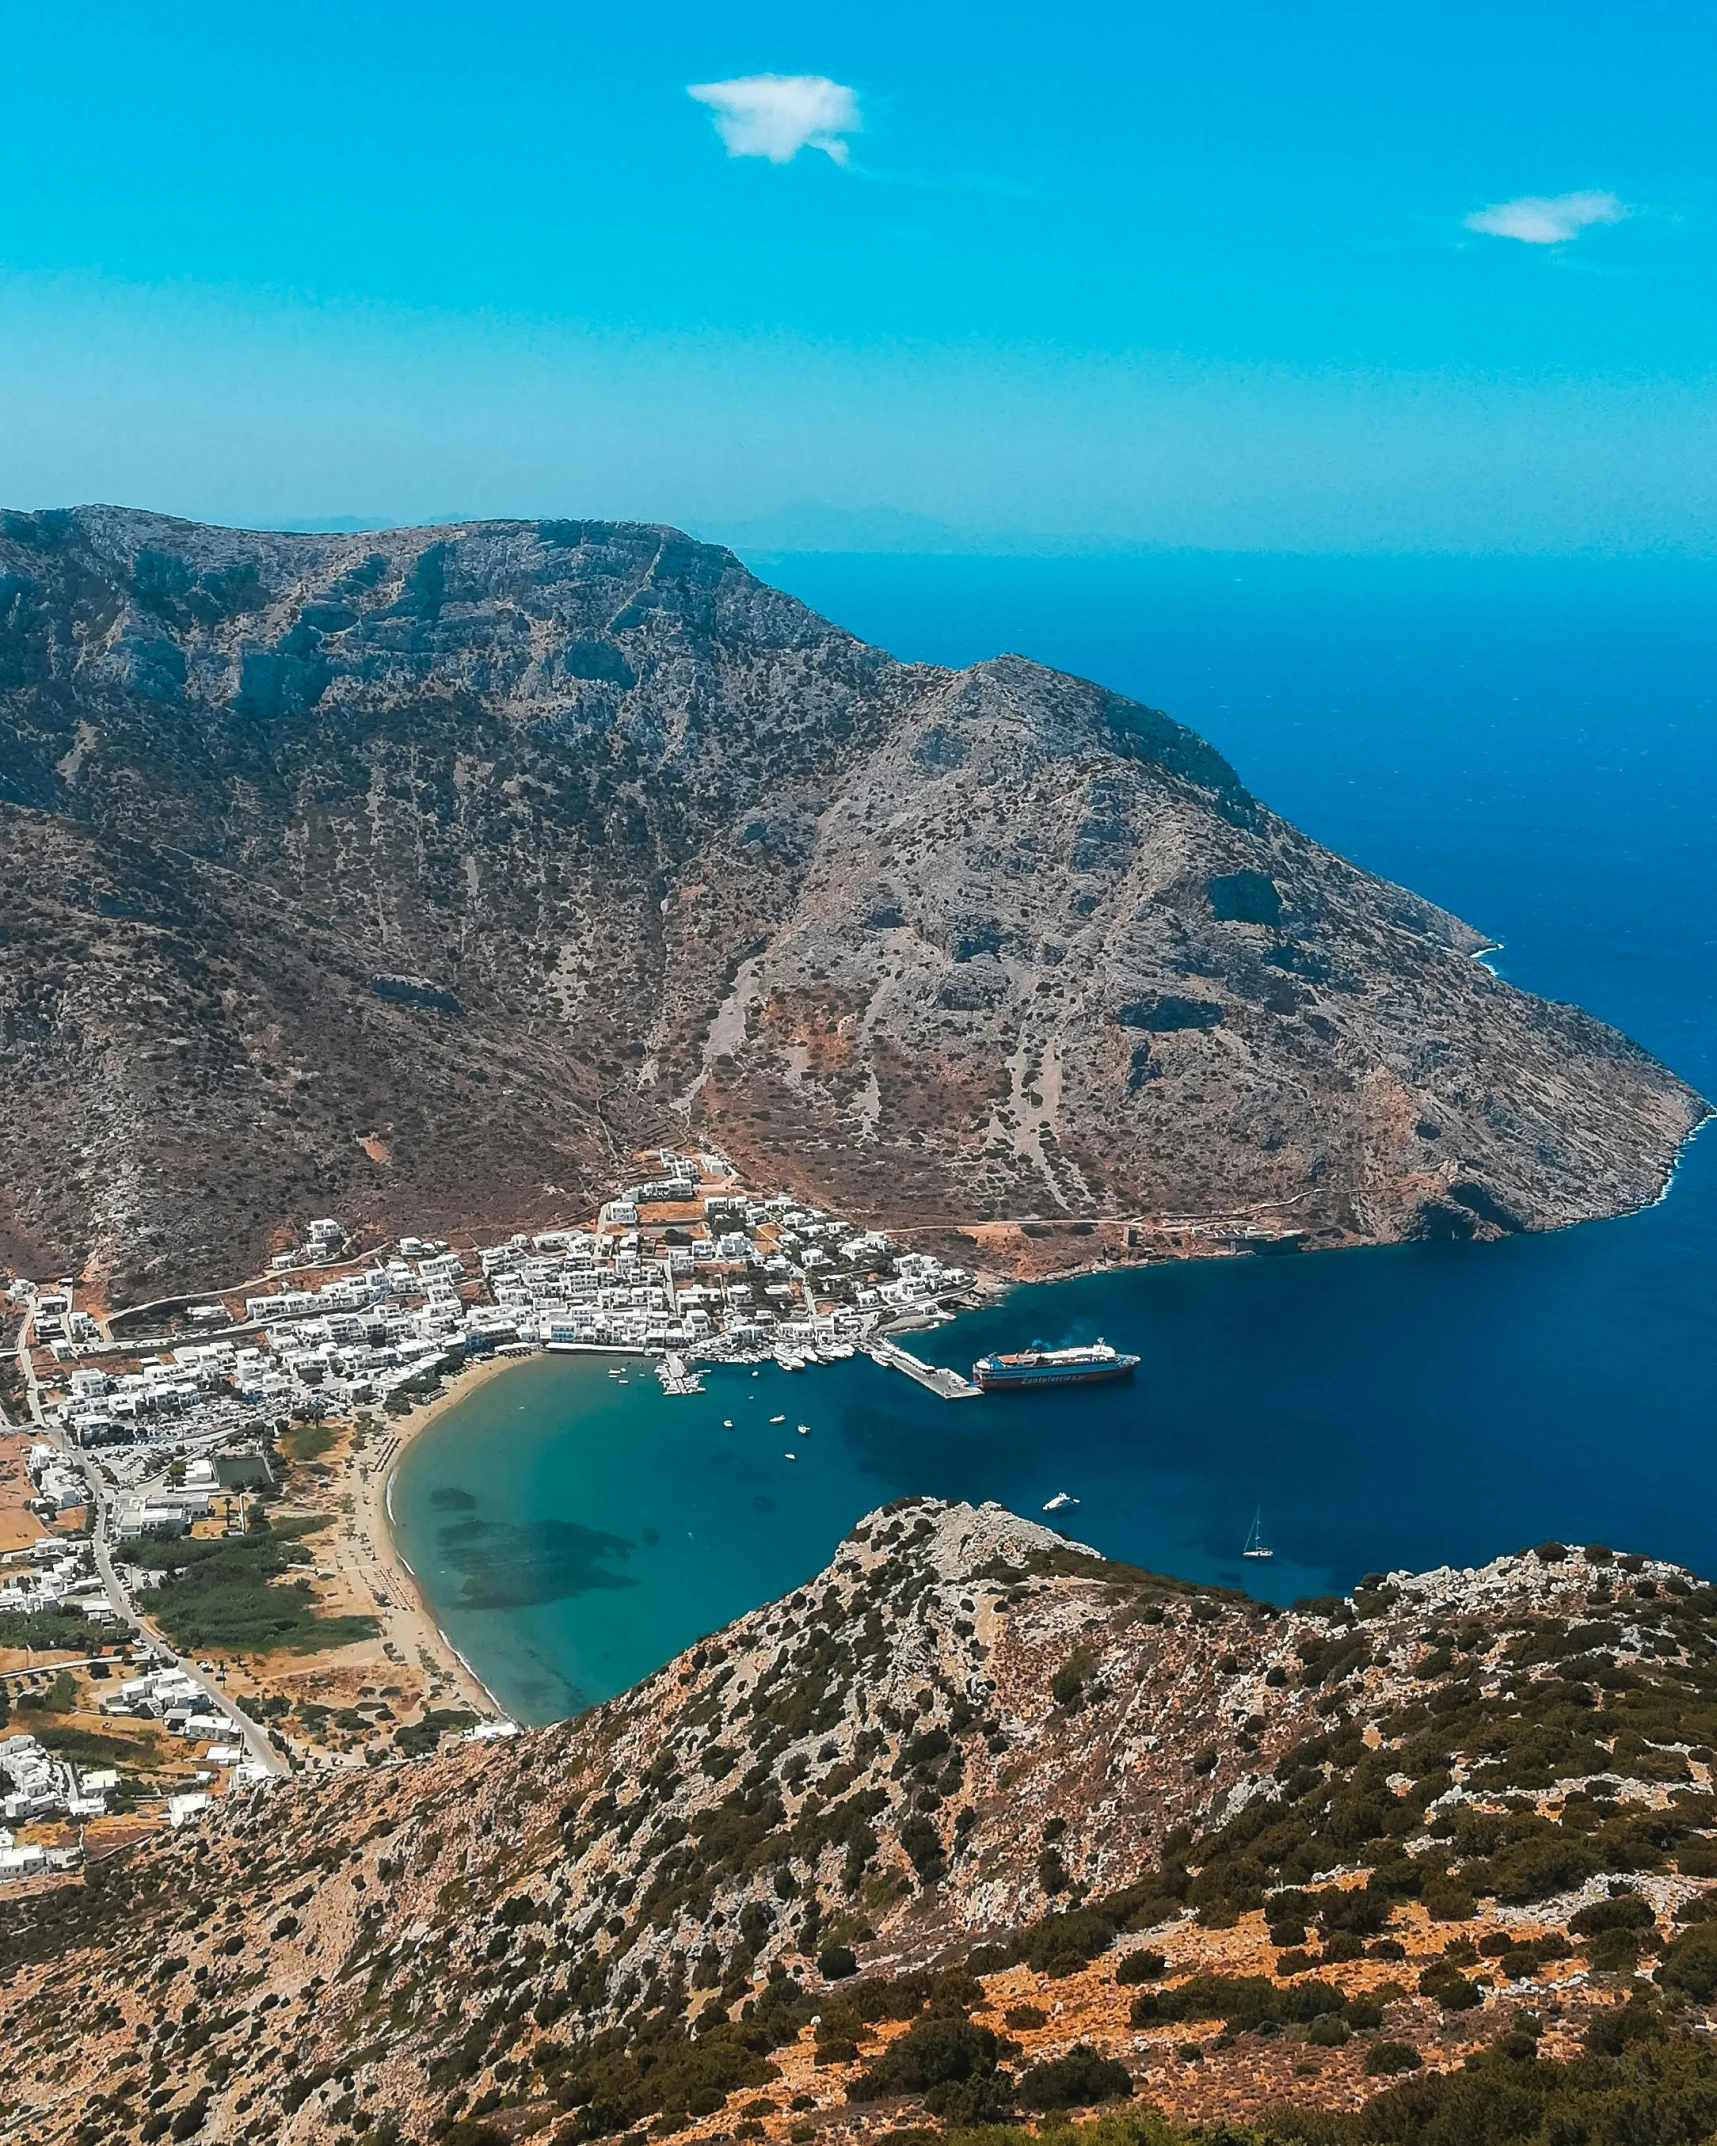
[0,506,1700,1298]
[7,1499,1717,2145]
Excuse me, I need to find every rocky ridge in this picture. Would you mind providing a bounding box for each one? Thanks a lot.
[0,506,1702,1299]
[10,1499,1717,2144]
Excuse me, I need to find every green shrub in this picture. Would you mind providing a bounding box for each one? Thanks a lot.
[167,2091,211,2141]
[1318,1886,1393,1937]
[1569,1894,1656,1937]
[393,1708,478,1758]
[1416,1964,1482,2011]
[849,2017,1000,2100]
[1014,2047,1133,2109]
[1658,1925,1717,2002]
[899,1815,946,1887]
[1477,1834,1607,1904]
[923,2074,1017,2123]
[1022,1907,1119,1977]
[1356,2020,1717,2140]
[1364,2039,1423,2076]
[1419,1878,1476,1921]
[1127,1974,1344,2034]
[1115,1950,1166,1986]
[1051,1651,1094,1708]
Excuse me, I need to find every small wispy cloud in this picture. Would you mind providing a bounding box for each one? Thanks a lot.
[688,75,860,166]
[1464,189,1627,245]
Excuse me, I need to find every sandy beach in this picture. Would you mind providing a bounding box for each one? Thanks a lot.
[339,1351,527,1719]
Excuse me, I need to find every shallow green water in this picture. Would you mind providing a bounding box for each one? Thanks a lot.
[389,1345,1027,1722]
[389,1148,1717,1727]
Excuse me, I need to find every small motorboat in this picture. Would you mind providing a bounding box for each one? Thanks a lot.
[770,1414,786,1424]
[1042,1491,1079,1513]
[784,1451,798,1462]
[796,1424,809,1435]
[722,1418,734,1429]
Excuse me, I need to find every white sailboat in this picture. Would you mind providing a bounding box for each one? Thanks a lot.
[1242,1506,1274,1559]
[1042,1490,1079,1513]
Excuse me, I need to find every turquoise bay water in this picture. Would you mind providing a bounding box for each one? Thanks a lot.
[396,1140,1717,1726]
[393,553,1717,1725]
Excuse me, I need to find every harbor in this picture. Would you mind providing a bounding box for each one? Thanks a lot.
[861,1336,981,1400]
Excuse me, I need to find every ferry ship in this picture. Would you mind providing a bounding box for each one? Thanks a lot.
[971,1338,1140,1393]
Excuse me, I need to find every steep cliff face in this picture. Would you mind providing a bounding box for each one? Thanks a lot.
[0,506,1700,1297]
[9,1501,1717,2146]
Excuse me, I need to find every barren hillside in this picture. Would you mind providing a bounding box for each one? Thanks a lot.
[0,507,1700,1298]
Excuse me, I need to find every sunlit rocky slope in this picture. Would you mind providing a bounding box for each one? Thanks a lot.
[10,1499,1717,2144]
[0,506,1700,1297]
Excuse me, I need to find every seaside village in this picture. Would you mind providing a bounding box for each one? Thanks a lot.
[0,1453,279,1880]
[0,1152,975,1878]
[27,1150,975,1447]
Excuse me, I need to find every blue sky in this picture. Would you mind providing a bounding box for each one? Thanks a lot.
[1,0,1712,550]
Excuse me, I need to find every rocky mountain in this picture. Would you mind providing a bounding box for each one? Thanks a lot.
[0,506,1701,1300]
[10,1498,1717,2146]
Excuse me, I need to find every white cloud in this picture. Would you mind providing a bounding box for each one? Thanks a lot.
[1464,189,1627,245]
[687,75,860,166]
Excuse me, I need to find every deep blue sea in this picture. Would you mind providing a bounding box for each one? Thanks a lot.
[394,552,1717,1724]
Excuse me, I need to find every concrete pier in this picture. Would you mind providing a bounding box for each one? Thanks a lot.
[864,1337,981,1400]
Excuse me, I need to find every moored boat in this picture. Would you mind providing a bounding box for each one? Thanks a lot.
[971,1338,1139,1393]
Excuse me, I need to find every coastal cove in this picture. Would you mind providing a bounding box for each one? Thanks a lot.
[391,1121,1717,1726]
[391,551,1717,1727]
